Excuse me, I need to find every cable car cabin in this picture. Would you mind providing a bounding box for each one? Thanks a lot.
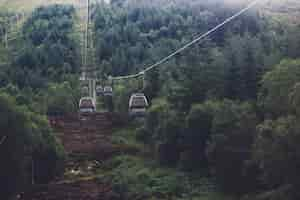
[129,93,149,117]
[96,86,103,96]
[103,86,113,96]
[79,97,96,113]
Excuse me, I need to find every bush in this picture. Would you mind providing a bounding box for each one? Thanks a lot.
[46,77,81,115]
[30,114,65,183]
[140,98,184,166]
[206,100,260,194]
[180,102,214,171]
[0,93,64,198]
[137,99,169,145]
[103,155,188,199]
[259,59,300,117]
[253,116,300,199]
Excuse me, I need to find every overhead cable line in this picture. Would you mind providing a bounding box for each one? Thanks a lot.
[111,0,261,81]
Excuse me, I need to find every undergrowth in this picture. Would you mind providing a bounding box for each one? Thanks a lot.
[96,126,234,200]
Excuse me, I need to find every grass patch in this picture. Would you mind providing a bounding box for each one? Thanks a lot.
[99,155,189,199]
[97,155,232,200]
[111,125,148,155]
[95,126,233,200]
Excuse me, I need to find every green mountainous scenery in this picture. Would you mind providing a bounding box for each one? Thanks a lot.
[1,0,300,200]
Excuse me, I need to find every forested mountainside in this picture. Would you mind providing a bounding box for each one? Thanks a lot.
[264,0,300,25]
[92,3,300,199]
[1,0,300,20]
[1,0,300,200]
[0,0,112,12]
[0,0,79,12]
[117,0,300,26]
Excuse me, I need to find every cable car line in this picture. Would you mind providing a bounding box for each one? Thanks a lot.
[110,0,261,81]
[79,0,262,114]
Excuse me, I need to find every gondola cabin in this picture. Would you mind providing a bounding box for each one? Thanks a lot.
[96,85,104,96]
[129,93,149,117]
[103,86,113,96]
[79,97,96,113]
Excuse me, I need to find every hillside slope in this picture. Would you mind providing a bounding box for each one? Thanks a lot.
[264,0,300,25]
[0,0,102,13]
[124,0,300,25]
[0,0,79,12]
[1,0,299,25]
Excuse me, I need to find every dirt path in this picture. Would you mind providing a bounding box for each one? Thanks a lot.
[18,112,120,200]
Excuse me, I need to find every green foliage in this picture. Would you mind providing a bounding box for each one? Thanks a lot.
[0,93,33,199]
[284,26,300,59]
[156,110,183,166]
[45,76,81,115]
[93,1,264,78]
[138,98,170,144]
[223,34,265,100]
[140,58,300,199]
[92,2,285,109]
[107,156,182,198]
[180,102,214,170]
[92,1,300,117]
[138,99,183,166]
[0,12,14,37]
[111,126,145,154]
[29,110,65,183]
[253,116,300,199]
[260,59,300,117]
[0,93,64,199]
[97,2,300,197]
[9,5,79,89]
[142,99,261,193]
[102,155,213,200]
[289,82,300,116]
[144,67,161,101]
[0,1,300,199]
[0,75,80,115]
[207,100,259,194]
[104,122,235,200]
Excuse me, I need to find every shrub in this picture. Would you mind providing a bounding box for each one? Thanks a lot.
[207,100,259,194]
[0,93,64,198]
[259,59,300,117]
[46,77,80,115]
[253,116,300,199]
[180,102,214,171]
[104,155,188,199]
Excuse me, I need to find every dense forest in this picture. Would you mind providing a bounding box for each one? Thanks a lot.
[1,0,300,199]
[0,5,80,199]
[93,1,300,199]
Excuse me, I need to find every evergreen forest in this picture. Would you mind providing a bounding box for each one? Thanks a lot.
[1,0,300,199]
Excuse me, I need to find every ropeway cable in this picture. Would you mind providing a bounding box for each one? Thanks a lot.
[111,0,261,81]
